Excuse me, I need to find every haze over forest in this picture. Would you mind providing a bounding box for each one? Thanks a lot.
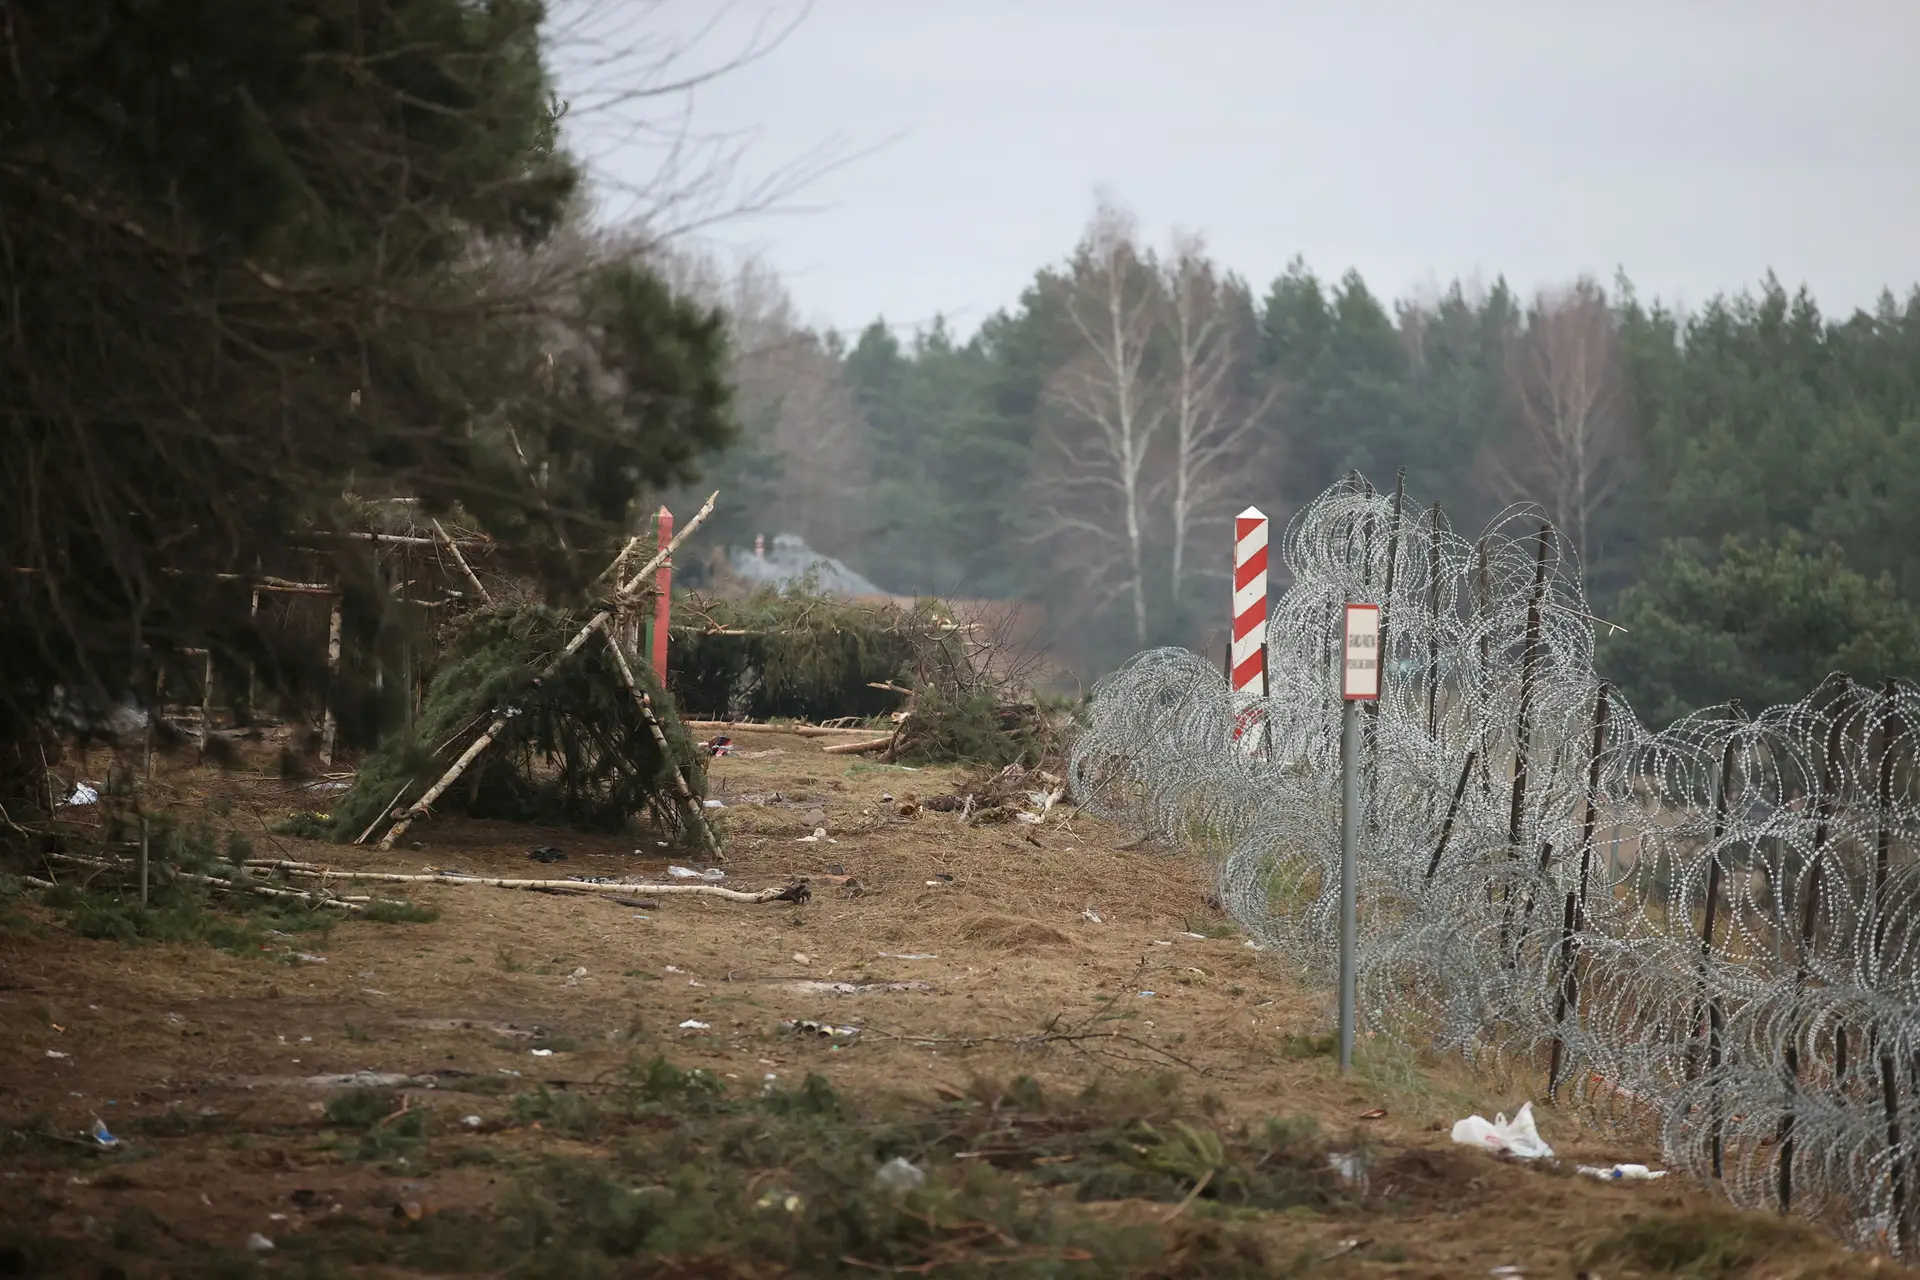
[561,3,1920,725]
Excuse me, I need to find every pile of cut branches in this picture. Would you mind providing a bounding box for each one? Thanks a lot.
[668,584,972,722]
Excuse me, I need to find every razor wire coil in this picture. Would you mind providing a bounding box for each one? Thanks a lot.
[1070,473,1920,1253]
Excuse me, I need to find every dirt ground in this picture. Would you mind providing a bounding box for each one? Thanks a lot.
[0,726,1881,1278]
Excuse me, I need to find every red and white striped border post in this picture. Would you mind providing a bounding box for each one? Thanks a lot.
[1231,506,1269,754]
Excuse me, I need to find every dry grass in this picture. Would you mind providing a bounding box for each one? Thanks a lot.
[0,723,1881,1276]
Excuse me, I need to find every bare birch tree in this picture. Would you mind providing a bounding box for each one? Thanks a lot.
[1034,198,1167,646]
[1492,279,1632,565]
[1163,231,1276,607]
[659,251,870,553]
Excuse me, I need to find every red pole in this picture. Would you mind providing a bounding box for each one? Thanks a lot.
[652,506,673,680]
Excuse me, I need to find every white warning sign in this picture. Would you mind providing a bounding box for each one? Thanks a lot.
[1342,603,1380,701]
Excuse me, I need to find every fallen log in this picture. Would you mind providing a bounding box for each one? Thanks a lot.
[821,736,893,756]
[685,721,880,737]
[43,851,367,911]
[241,859,810,904]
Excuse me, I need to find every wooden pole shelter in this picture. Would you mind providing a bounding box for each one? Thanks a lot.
[376,492,718,851]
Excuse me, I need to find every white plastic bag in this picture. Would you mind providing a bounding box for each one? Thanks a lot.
[1578,1163,1666,1181]
[1449,1101,1553,1159]
[872,1157,926,1194]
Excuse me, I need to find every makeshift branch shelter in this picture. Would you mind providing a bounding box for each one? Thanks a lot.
[336,495,720,853]
[331,605,709,841]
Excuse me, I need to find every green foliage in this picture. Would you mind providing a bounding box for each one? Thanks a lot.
[363,899,440,925]
[668,586,961,722]
[35,875,331,953]
[1,0,737,816]
[893,687,1035,768]
[1602,533,1920,726]
[251,1059,1336,1276]
[333,605,706,838]
[1578,1207,1817,1277]
[324,1089,403,1130]
[0,1053,1364,1278]
[827,245,1920,709]
[843,310,1064,599]
[271,812,336,840]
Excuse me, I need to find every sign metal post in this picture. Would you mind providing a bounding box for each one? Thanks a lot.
[1339,602,1380,1074]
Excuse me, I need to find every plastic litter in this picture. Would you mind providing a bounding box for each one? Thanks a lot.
[1450,1102,1553,1159]
[66,783,99,806]
[668,866,726,881]
[45,1049,68,1060]
[1081,908,1103,923]
[872,1157,926,1194]
[787,1019,859,1038]
[1138,990,1156,998]
[89,1118,117,1148]
[678,1020,712,1030]
[1326,1151,1366,1184]
[529,1048,554,1057]
[1579,1163,1667,1181]
[462,1115,484,1128]
[247,1233,275,1253]
[879,952,936,960]
[702,799,726,808]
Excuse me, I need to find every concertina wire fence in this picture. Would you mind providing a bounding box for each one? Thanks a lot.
[1069,471,1920,1255]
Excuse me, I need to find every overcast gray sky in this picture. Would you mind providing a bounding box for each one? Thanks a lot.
[554,0,1920,337]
